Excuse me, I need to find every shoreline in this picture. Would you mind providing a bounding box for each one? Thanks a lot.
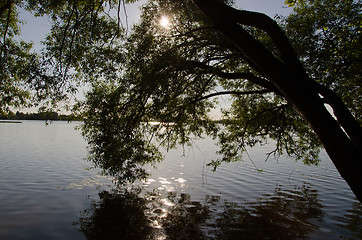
[0,121,22,123]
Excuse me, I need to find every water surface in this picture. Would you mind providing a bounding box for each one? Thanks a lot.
[0,121,360,239]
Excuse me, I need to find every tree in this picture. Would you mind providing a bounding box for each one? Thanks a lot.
[189,0,362,200]
[283,0,362,119]
[1,0,134,113]
[80,0,362,201]
[1,0,361,201]
[1,0,34,114]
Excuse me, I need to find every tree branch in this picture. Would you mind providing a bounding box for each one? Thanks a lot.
[0,0,11,18]
[57,5,76,61]
[191,89,271,103]
[1,0,12,60]
[191,0,292,86]
[122,0,129,33]
[172,26,216,37]
[315,82,362,148]
[182,60,281,94]
[225,8,305,74]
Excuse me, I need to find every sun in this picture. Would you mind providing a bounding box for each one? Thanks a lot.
[159,16,171,29]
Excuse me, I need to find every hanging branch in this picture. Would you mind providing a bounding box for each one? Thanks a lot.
[1,0,12,61]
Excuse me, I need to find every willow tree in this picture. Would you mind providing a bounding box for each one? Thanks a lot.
[79,0,362,200]
[189,0,362,197]
[191,0,362,201]
[0,0,135,113]
[1,0,361,201]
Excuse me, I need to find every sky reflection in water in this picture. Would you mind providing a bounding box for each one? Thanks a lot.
[0,121,361,239]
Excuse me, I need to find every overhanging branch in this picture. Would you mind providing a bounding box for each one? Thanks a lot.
[225,8,304,73]
[191,89,271,103]
[182,60,281,94]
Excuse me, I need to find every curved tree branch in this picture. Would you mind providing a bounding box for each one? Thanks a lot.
[191,89,271,103]
[181,60,282,94]
[191,0,293,88]
[224,8,305,74]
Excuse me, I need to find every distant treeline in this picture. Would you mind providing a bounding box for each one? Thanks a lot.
[0,111,81,121]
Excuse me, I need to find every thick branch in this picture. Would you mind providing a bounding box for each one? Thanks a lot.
[191,0,292,87]
[183,60,281,94]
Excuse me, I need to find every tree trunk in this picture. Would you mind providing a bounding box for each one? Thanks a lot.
[192,0,362,202]
[275,72,362,203]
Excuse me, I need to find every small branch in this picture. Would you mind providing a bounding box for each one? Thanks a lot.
[117,0,122,30]
[122,0,129,33]
[191,89,271,103]
[0,0,11,18]
[58,5,76,62]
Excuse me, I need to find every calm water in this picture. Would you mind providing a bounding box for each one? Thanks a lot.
[0,121,360,239]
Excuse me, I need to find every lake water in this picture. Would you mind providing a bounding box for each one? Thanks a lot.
[0,121,360,239]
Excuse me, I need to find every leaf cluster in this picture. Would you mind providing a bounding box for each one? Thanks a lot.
[282,0,362,119]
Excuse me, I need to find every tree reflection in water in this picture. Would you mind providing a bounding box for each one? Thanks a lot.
[75,184,330,240]
[335,201,362,239]
[209,185,323,240]
[75,189,154,239]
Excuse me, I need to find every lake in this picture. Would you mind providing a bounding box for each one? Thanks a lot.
[0,121,360,239]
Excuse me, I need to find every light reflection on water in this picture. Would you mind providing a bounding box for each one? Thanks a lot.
[0,121,361,239]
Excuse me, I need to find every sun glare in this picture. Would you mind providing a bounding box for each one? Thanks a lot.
[159,16,171,29]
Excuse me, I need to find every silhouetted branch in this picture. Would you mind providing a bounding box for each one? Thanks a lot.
[1,0,12,59]
[0,0,11,18]
[192,89,271,103]
[184,60,281,94]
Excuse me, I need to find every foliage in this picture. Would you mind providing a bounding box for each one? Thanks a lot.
[1,0,361,185]
[282,0,362,119]
[1,0,34,114]
[78,0,330,181]
[1,0,128,114]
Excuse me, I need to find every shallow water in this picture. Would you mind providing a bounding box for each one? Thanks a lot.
[0,121,360,239]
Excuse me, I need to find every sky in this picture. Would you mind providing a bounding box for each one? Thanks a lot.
[16,0,292,114]
[18,0,291,50]
[235,0,291,16]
